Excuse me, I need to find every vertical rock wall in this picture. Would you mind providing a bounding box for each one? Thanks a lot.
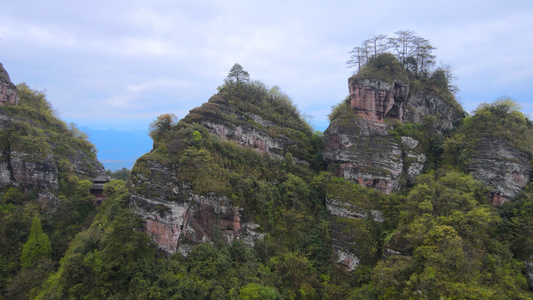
[468,137,531,206]
[0,63,18,106]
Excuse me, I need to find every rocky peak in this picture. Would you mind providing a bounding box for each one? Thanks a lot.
[130,81,316,255]
[0,63,103,208]
[324,64,465,194]
[323,117,425,194]
[0,63,18,106]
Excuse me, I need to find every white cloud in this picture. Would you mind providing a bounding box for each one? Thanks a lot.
[1,0,533,131]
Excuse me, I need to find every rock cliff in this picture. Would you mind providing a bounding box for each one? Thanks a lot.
[324,71,463,193]
[0,64,103,203]
[130,81,316,254]
[324,117,425,193]
[469,137,531,206]
[130,159,263,255]
[0,63,18,106]
[183,92,314,164]
[349,77,464,131]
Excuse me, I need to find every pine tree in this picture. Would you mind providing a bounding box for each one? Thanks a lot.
[20,217,52,268]
[225,63,250,84]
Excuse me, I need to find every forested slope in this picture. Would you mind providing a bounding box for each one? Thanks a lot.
[3,45,533,298]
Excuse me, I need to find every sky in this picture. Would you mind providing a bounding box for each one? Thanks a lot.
[1,0,533,133]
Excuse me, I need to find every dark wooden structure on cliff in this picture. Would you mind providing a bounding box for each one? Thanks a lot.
[90,175,110,202]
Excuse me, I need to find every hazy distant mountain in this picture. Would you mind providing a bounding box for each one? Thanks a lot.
[80,126,152,170]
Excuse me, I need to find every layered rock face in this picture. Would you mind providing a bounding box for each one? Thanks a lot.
[185,94,313,164]
[324,77,463,193]
[130,161,263,255]
[327,198,384,271]
[0,152,59,190]
[469,137,531,206]
[0,64,103,201]
[402,92,463,131]
[131,88,314,254]
[0,63,17,106]
[324,117,426,194]
[349,77,463,130]
[349,78,408,121]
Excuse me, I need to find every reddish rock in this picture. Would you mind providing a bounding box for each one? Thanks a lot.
[146,219,180,252]
[131,185,264,255]
[348,78,408,121]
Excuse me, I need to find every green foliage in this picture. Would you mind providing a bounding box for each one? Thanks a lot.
[499,183,533,260]
[193,130,202,141]
[225,63,250,84]
[0,83,98,185]
[0,197,39,295]
[238,283,279,299]
[353,53,410,85]
[328,95,352,122]
[20,217,52,269]
[105,167,131,181]
[215,78,313,137]
[149,113,178,143]
[441,97,533,171]
[16,83,54,113]
[365,170,531,298]
[469,98,533,155]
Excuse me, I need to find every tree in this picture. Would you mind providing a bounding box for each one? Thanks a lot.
[20,217,52,268]
[409,36,436,76]
[148,113,177,142]
[225,63,250,84]
[347,30,437,78]
[388,30,415,68]
[367,34,388,58]
[347,46,367,71]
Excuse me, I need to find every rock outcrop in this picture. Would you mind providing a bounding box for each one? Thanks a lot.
[130,84,315,254]
[0,63,17,106]
[184,94,313,164]
[0,63,103,201]
[129,158,264,255]
[468,137,531,206]
[0,151,59,190]
[324,75,463,193]
[327,198,384,271]
[348,77,463,130]
[324,117,426,194]
[349,78,409,121]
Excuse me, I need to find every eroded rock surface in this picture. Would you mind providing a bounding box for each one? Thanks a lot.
[327,197,384,271]
[0,63,103,199]
[184,96,313,165]
[348,77,464,130]
[130,157,263,255]
[349,78,408,121]
[324,117,425,194]
[324,76,463,193]
[469,137,531,206]
[0,63,17,106]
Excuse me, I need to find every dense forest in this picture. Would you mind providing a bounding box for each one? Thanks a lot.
[2,32,533,299]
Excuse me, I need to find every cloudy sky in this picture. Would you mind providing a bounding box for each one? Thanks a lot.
[1,0,533,132]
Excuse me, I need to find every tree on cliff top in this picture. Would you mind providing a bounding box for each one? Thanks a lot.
[148,113,177,143]
[225,63,250,84]
[347,30,436,77]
